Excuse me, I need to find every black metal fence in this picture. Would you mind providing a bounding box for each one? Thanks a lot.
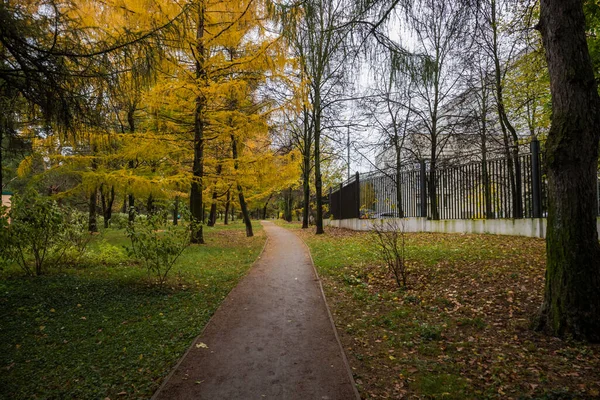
[329,140,562,220]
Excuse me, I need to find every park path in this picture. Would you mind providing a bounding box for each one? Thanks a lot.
[152,221,360,400]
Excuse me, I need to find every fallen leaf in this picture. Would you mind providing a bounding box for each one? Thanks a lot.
[196,342,208,349]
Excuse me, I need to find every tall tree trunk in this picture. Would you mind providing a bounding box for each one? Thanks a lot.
[88,188,98,233]
[231,135,253,237]
[490,0,522,219]
[429,140,439,220]
[127,102,136,224]
[173,196,179,225]
[100,185,115,228]
[207,164,222,227]
[262,194,272,219]
[395,139,404,218]
[314,105,324,234]
[302,108,311,229]
[190,2,206,244]
[224,190,230,225]
[122,196,127,214]
[536,0,600,342]
[482,137,493,219]
[238,188,253,237]
[283,188,293,222]
[207,194,217,226]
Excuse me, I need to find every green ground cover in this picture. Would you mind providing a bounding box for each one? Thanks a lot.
[280,221,600,399]
[0,220,265,400]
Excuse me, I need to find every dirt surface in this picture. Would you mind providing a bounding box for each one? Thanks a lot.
[153,221,359,400]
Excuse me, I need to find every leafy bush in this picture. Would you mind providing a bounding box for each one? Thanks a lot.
[89,240,129,266]
[2,192,89,275]
[109,212,130,229]
[126,211,192,286]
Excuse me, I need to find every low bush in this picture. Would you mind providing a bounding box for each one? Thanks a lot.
[109,212,129,229]
[2,192,89,276]
[126,211,193,286]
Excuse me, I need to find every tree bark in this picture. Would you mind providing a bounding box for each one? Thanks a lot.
[490,0,523,219]
[283,187,293,222]
[207,194,217,226]
[302,107,312,229]
[231,135,253,237]
[173,196,179,225]
[536,0,600,342]
[100,185,115,228]
[224,190,230,225]
[88,188,98,233]
[314,105,324,234]
[190,1,206,244]
[262,194,272,219]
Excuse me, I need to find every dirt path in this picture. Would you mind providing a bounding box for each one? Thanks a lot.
[152,221,359,400]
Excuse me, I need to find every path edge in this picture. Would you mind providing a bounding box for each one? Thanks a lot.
[294,228,362,400]
[151,233,270,400]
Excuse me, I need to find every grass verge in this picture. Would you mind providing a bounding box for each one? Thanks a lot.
[0,220,265,400]
[288,223,600,399]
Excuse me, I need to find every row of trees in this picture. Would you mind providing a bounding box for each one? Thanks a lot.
[1,0,599,341]
[1,0,301,241]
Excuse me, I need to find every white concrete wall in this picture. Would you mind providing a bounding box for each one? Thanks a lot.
[323,217,590,239]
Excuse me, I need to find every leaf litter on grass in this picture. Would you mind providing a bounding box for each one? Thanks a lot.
[296,227,600,399]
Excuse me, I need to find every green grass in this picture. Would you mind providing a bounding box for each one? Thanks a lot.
[0,220,265,400]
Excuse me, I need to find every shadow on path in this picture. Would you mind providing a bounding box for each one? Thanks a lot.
[153,221,359,400]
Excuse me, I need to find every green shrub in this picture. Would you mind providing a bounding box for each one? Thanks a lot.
[109,212,129,229]
[126,212,192,286]
[2,192,89,275]
[90,240,129,266]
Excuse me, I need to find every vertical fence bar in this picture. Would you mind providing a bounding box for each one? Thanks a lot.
[420,160,428,217]
[355,172,360,219]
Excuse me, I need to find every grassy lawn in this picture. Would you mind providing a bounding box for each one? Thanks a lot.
[0,220,265,400]
[279,221,600,399]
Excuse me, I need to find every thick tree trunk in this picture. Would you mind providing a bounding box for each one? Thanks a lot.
[536,0,600,342]
[88,188,98,233]
[173,196,179,225]
[100,185,115,228]
[207,197,217,227]
[190,2,206,244]
[238,187,253,237]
